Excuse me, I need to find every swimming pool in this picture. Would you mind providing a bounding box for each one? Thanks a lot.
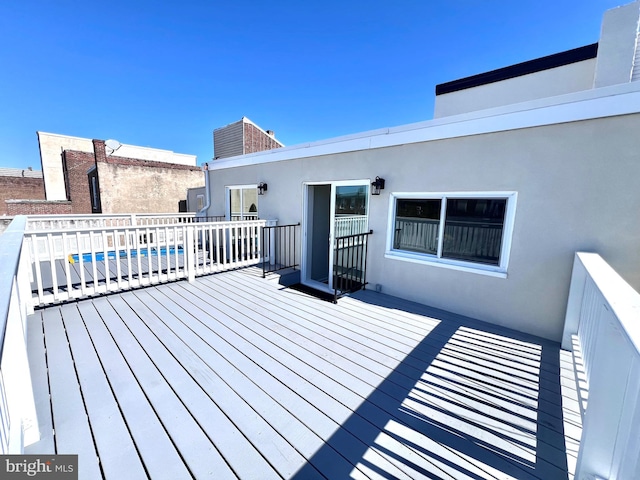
[69,246,184,263]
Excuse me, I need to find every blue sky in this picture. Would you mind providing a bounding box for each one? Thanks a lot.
[0,0,624,169]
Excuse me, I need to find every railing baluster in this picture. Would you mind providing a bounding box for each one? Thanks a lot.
[102,230,111,292]
[154,226,162,283]
[61,232,72,300]
[89,230,99,294]
[333,229,373,302]
[30,235,44,304]
[46,233,59,302]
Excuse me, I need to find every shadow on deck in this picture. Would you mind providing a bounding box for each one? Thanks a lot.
[292,289,571,479]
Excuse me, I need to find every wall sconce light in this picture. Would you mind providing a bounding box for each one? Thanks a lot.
[371,176,385,195]
[258,182,268,195]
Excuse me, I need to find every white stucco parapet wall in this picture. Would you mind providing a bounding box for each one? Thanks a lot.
[206,81,640,171]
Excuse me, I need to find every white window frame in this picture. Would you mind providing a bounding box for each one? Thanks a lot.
[225,184,259,220]
[385,191,517,278]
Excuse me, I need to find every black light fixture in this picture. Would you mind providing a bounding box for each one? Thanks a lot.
[371,176,385,195]
[258,182,268,195]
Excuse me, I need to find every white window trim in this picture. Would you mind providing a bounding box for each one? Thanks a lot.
[385,191,517,278]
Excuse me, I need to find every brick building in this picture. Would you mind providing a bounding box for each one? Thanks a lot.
[36,132,204,214]
[172,117,285,213]
[213,117,283,160]
[0,168,47,216]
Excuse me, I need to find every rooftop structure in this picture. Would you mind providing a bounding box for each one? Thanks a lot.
[213,117,284,160]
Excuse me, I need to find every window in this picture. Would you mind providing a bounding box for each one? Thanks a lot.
[226,186,259,220]
[196,194,205,211]
[387,192,517,276]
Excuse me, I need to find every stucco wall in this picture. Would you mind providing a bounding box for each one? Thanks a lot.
[434,60,596,118]
[97,160,204,214]
[206,113,640,342]
[594,0,640,86]
[187,186,206,212]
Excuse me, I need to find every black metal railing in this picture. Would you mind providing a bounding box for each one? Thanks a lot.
[333,229,373,303]
[192,215,226,222]
[262,223,300,277]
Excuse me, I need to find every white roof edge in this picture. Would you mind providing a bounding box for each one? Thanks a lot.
[36,131,94,142]
[206,82,640,171]
[36,132,195,158]
[118,143,196,158]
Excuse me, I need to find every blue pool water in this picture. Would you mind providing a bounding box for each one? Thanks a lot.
[70,246,184,263]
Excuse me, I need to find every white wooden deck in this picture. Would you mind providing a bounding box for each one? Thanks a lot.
[25,267,581,479]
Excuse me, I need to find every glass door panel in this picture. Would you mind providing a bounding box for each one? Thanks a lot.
[329,182,369,290]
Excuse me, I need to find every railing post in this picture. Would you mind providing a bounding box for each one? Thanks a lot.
[562,253,588,350]
[186,226,195,283]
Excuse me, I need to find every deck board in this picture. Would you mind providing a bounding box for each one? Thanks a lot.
[86,296,233,479]
[26,266,580,479]
[41,307,102,479]
[59,304,146,480]
[24,311,54,454]
[109,292,276,480]
[75,300,195,480]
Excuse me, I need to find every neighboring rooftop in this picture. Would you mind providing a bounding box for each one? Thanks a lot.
[0,167,43,178]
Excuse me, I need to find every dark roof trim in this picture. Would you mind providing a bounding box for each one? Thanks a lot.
[436,43,598,96]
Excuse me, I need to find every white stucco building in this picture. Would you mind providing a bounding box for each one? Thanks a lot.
[201,1,640,342]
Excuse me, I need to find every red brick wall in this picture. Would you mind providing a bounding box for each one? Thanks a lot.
[243,123,282,155]
[6,200,72,215]
[0,176,45,216]
[62,149,96,214]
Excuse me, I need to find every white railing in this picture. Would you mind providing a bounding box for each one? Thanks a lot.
[27,219,267,306]
[562,252,640,480]
[0,216,39,453]
[334,215,368,238]
[24,213,228,231]
[192,220,267,276]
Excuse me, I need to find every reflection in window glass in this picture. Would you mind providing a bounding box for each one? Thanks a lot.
[391,195,512,268]
[335,185,367,216]
[229,187,258,220]
[394,199,441,255]
[243,188,258,216]
[442,199,506,265]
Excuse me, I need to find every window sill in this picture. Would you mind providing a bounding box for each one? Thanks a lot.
[384,250,508,278]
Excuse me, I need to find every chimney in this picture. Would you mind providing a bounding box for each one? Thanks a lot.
[266,130,275,137]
